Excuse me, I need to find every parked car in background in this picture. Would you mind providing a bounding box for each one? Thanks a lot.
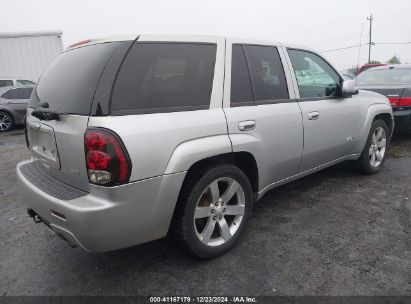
[0,86,33,132]
[17,35,393,259]
[0,78,36,88]
[358,63,387,74]
[340,72,355,80]
[356,64,411,132]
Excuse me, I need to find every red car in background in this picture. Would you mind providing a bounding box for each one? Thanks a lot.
[356,64,411,132]
[359,63,387,74]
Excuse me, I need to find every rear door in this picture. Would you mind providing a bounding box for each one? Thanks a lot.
[285,48,362,172]
[26,40,132,191]
[223,39,304,191]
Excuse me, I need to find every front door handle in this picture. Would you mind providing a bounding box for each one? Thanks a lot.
[308,111,320,120]
[238,120,256,131]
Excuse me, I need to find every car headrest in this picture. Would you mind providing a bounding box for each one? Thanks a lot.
[293,56,310,71]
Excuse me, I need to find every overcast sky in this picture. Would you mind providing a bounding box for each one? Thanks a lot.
[1,0,410,69]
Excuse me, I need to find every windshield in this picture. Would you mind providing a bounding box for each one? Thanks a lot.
[356,68,411,86]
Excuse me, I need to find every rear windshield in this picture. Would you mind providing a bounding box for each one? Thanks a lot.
[357,68,411,86]
[30,42,121,115]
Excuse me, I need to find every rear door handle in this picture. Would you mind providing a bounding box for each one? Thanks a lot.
[308,111,320,120]
[238,120,256,131]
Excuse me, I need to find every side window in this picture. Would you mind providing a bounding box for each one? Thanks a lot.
[18,87,34,99]
[0,80,13,88]
[230,44,289,104]
[112,43,216,114]
[288,49,341,98]
[1,89,16,99]
[243,45,289,101]
[17,80,35,86]
[1,88,33,99]
[231,45,253,103]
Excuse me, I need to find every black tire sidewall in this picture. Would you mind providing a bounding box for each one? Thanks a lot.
[179,164,253,259]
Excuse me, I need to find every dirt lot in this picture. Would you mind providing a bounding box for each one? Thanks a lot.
[0,129,410,296]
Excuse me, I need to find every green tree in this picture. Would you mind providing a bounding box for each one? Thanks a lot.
[387,56,401,64]
[369,60,381,64]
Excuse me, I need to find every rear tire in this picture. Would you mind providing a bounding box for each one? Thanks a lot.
[355,119,389,174]
[174,164,253,259]
[0,111,14,132]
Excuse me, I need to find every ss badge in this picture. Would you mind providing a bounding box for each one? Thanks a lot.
[70,168,80,175]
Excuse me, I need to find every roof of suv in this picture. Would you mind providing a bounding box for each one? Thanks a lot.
[66,34,313,52]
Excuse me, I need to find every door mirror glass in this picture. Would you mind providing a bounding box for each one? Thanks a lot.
[341,80,358,96]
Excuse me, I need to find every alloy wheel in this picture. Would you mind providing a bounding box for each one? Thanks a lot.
[0,113,12,131]
[369,126,386,168]
[194,177,245,247]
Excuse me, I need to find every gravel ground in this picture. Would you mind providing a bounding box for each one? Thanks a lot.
[0,128,410,296]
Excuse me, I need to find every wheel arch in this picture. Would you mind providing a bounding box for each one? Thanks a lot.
[374,112,394,138]
[354,104,393,152]
[0,108,14,120]
[180,151,259,194]
[169,151,259,238]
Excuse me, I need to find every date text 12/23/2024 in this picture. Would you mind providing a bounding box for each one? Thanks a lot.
[149,297,257,303]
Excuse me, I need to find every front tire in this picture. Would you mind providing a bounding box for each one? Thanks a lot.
[355,119,389,174]
[0,111,14,132]
[174,164,253,259]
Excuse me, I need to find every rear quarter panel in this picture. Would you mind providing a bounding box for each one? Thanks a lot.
[88,109,231,181]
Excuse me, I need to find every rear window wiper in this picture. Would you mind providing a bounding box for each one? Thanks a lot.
[31,102,60,121]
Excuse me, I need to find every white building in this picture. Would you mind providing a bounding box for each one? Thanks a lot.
[0,31,63,82]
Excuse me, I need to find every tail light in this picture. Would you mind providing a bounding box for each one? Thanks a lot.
[388,97,400,108]
[399,97,411,107]
[84,128,131,186]
[388,97,411,108]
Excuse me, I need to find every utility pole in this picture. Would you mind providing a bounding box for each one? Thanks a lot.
[367,14,373,63]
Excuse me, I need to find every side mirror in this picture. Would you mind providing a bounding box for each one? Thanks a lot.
[341,80,358,96]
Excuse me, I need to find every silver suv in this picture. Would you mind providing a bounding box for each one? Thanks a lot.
[17,35,394,259]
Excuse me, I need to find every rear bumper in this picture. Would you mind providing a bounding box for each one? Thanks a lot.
[17,159,186,252]
[393,109,411,130]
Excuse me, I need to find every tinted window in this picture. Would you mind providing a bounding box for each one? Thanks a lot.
[231,45,253,103]
[112,43,216,114]
[288,49,341,98]
[243,45,289,101]
[356,68,411,86]
[0,80,13,87]
[17,80,35,86]
[30,42,121,115]
[1,87,33,99]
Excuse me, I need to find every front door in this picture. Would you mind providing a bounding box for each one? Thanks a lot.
[286,49,362,172]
